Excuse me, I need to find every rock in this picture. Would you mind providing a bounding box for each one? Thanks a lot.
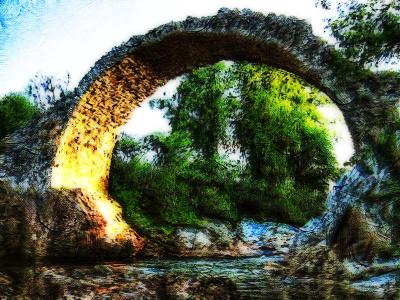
[3,259,394,299]
[93,265,114,276]
[263,261,284,274]
[205,221,236,248]
[163,275,238,299]
[0,264,238,299]
[291,159,394,262]
[238,220,299,255]
[173,224,234,257]
[176,228,213,250]
[0,182,143,263]
[170,219,298,257]
[351,272,400,298]
[283,244,349,279]
[0,272,13,297]
[343,258,400,278]
[277,159,400,286]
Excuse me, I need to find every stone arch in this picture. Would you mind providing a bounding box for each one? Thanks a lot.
[1,8,399,251]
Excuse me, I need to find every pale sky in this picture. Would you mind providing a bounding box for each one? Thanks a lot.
[0,0,355,165]
[0,0,341,96]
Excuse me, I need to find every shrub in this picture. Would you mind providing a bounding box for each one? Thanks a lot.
[0,93,38,140]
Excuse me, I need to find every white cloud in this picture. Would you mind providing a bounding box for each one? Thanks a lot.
[122,77,181,138]
[318,104,355,167]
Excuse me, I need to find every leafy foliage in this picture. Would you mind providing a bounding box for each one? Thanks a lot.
[110,145,241,234]
[233,64,336,186]
[109,62,339,231]
[317,0,400,179]
[0,93,39,140]
[152,62,238,159]
[315,0,331,10]
[0,73,72,145]
[321,0,400,67]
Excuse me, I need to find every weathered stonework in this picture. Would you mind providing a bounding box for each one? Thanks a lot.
[0,8,399,259]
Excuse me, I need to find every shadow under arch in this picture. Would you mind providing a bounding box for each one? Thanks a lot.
[2,8,398,252]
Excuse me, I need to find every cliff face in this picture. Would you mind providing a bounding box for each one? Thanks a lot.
[285,159,400,288]
[0,8,399,262]
[294,160,394,252]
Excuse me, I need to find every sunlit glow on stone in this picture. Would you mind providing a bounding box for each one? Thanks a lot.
[94,192,130,239]
[51,56,166,242]
[51,91,129,240]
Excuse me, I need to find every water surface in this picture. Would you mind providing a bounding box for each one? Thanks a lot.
[3,256,386,299]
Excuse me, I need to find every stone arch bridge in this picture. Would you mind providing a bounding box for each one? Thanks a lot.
[0,8,399,258]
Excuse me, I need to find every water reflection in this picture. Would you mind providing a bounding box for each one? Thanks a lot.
[1,257,392,299]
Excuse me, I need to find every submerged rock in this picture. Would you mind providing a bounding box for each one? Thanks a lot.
[283,244,349,279]
[1,258,394,299]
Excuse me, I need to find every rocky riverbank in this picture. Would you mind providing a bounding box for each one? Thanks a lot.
[142,219,299,258]
[1,161,400,298]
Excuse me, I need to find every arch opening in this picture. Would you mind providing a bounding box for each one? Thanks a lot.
[50,27,359,242]
[108,62,355,235]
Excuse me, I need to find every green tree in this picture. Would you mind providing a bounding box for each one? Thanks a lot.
[318,0,400,66]
[151,62,239,159]
[234,64,336,186]
[115,133,145,161]
[110,134,240,233]
[0,93,39,140]
[231,64,337,221]
[143,131,193,166]
[111,62,339,228]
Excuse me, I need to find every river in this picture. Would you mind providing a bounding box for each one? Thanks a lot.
[1,255,385,299]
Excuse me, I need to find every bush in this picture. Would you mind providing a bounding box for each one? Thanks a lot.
[0,93,38,140]
[197,187,238,221]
